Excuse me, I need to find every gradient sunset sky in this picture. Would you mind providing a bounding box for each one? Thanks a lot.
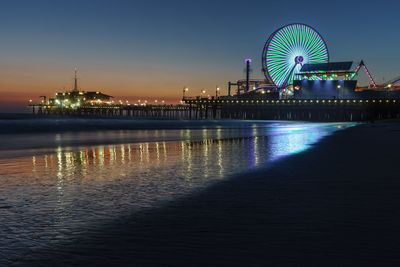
[1,0,399,112]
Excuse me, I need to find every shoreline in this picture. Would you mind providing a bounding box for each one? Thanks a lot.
[15,121,400,266]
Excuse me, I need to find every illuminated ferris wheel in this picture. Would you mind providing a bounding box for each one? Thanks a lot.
[262,23,329,88]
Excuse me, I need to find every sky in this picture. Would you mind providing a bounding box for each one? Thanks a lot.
[1,0,400,112]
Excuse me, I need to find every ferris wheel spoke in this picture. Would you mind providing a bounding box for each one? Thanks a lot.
[272,35,292,55]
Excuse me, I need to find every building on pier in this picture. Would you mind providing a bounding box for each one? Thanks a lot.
[292,62,357,99]
[46,69,114,109]
[50,90,113,108]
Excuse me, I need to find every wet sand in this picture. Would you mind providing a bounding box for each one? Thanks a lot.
[17,122,400,266]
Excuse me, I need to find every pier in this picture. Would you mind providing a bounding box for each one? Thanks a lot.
[29,97,400,122]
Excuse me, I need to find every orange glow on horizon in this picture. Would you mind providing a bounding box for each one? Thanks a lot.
[0,62,232,112]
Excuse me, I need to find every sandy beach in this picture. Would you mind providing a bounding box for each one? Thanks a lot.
[9,121,399,266]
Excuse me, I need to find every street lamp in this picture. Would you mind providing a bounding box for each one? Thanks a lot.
[201,90,206,98]
[183,87,189,99]
[216,86,220,98]
[337,85,342,99]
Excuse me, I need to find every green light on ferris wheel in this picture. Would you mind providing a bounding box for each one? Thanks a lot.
[262,24,329,88]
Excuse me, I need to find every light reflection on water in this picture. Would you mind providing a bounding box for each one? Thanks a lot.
[0,122,354,261]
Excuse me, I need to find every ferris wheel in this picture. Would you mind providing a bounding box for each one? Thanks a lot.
[262,23,329,88]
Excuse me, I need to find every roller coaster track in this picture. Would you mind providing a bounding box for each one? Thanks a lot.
[351,60,377,88]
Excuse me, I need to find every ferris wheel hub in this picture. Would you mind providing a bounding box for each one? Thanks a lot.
[295,56,304,64]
